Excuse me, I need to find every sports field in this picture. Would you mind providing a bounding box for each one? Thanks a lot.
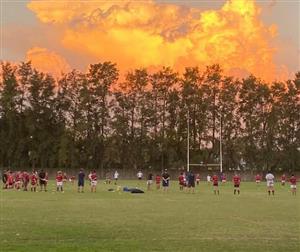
[0,181,299,252]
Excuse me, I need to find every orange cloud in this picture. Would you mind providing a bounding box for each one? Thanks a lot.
[26,47,71,78]
[27,0,287,81]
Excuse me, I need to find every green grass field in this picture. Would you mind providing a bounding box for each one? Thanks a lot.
[0,180,299,252]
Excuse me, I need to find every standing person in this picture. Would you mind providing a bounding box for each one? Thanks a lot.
[90,170,97,193]
[56,171,64,192]
[15,171,22,191]
[265,171,275,196]
[221,173,227,183]
[255,174,261,184]
[289,174,297,196]
[7,171,14,189]
[30,171,38,192]
[155,174,161,190]
[281,174,286,186]
[207,174,211,183]
[114,170,119,185]
[212,174,219,195]
[22,170,30,191]
[233,173,241,195]
[196,173,200,185]
[162,169,170,192]
[2,170,8,189]
[178,172,185,191]
[105,170,111,184]
[38,169,47,192]
[78,169,85,193]
[187,170,196,193]
[147,173,153,191]
[63,172,68,183]
[137,170,143,180]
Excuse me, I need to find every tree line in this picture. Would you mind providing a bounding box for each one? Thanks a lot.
[0,62,299,172]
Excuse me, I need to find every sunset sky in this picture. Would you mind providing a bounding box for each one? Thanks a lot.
[1,0,299,81]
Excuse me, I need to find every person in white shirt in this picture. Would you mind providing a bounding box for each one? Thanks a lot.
[114,171,119,185]
[207,175,211,183]
[265,171,275,196]
[137,171,143,180]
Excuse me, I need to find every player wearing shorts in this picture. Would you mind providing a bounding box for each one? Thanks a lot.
[7,171,14,189]
[281,174,286,186]
[90,170,97,193]
[63,173,68,183]
[196,174,200,185]
[30,172,37,192]
[155,174,161,190]
[56,171,64,192]
[147,173,153,191]
[137,171,143,180]
[233,173,241,195]
[212,174,219,195]
[221,173,226,183]
[114,171,119,185]
[22,170,30,191]
[178,172,185,191]
[14,171,22,190]
[255,174,261,184]
[187,171,196,193]
[289,174,297,196]
[207,174,211,184]
[78,169,85,193]
[265,171,275,196]
[39,169,47,192]
[162,170,170,192]
[2,170,8,189]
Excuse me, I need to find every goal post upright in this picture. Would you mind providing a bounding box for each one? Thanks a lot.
[187,110,190,172]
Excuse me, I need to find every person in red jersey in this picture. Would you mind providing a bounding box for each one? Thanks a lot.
[289,174,297,196]
[90,170,97,193]
[15,171,22,190]
[281,174,286,186]
[255,174,261,184]
[22,170,30,191]
[7,171,14,189]
[30,171,38,192]
[212,174,219,195]
[56,171,64,192]
[178,172,185,191]
[155,174,161,190]
[196,173,200,185]
[233,173,241,195]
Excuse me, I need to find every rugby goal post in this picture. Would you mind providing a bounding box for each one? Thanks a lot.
[187,111,223,173]
[188,163,221,173]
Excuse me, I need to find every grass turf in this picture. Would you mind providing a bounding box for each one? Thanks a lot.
[0,180,299,252]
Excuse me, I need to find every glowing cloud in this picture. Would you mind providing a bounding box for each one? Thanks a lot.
[27,0,285,81]
[26,47,71,78]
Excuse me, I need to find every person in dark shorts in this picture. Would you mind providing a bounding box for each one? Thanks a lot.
[38,169,47,192]
[147,173,153,191]
[187,170,196,193]
[162,170,170,192]
[78,169,85,193]
[233,173,241,195]
[2,170,8,189]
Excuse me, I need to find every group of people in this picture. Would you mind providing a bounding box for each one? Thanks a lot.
[1,169,297,196]
[2,169,51,192]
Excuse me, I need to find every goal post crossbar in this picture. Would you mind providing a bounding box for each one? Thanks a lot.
[189,163,220,167]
